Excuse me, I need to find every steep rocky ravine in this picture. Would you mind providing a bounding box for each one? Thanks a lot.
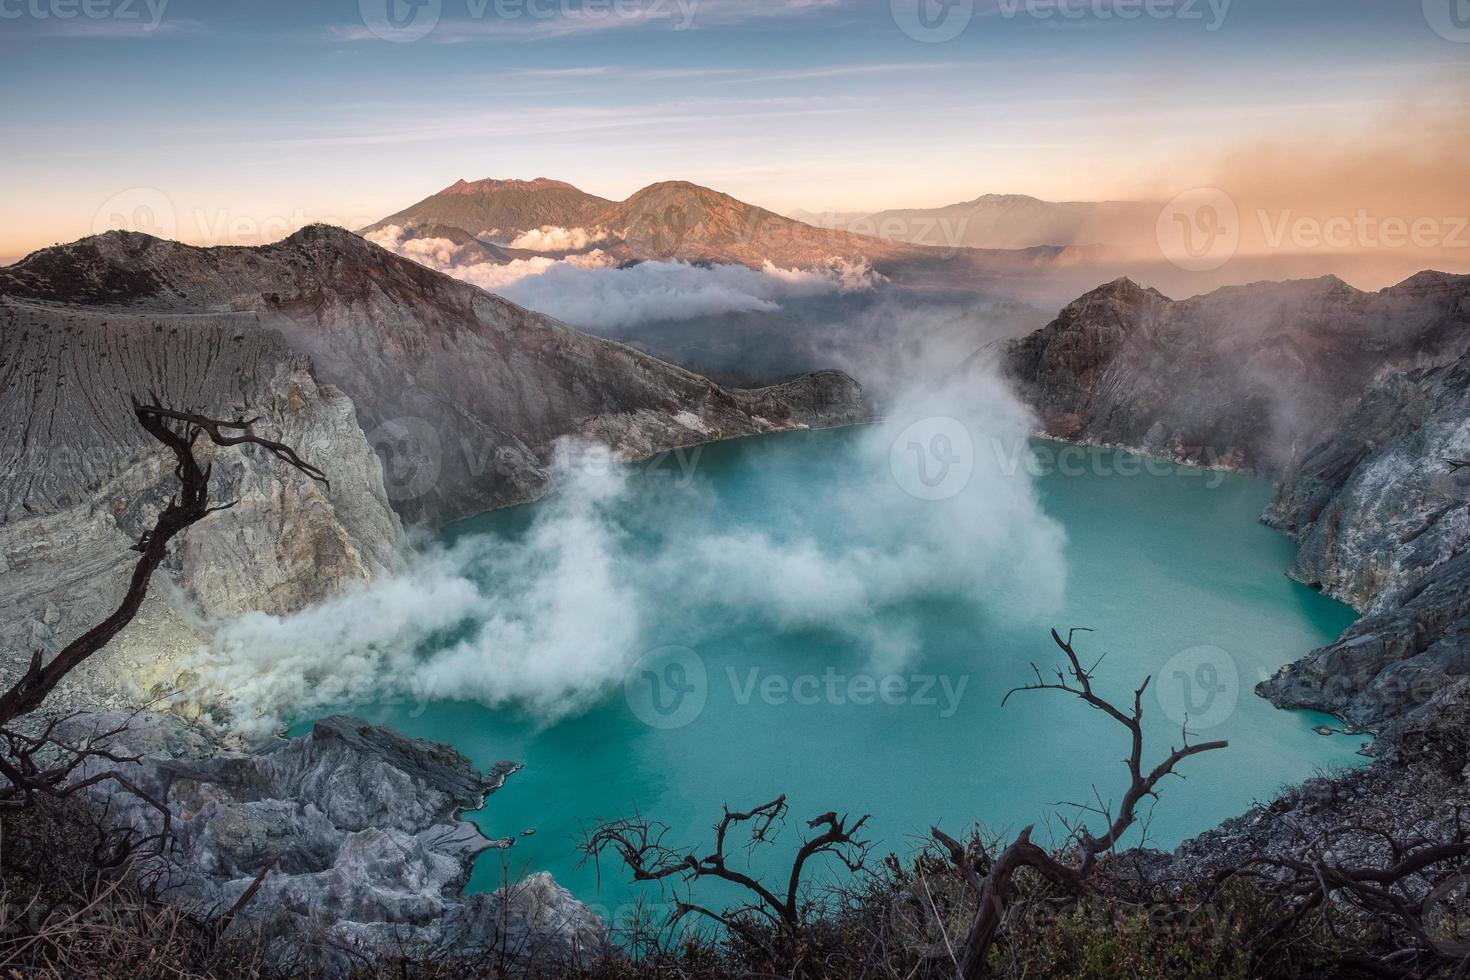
[0,225,870,526]
[0,227,868,707]
[1003,270,1470,736]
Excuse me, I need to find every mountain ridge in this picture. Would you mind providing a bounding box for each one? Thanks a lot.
[1003,268,1470,737]
[0,224,868,717]
[356,177,1127,283]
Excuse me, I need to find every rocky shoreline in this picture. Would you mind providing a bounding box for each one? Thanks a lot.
[1003,271,1470,743]
[57,711,607,976]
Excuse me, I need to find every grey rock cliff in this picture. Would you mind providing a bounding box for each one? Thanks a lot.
[62,712,605,975]
[1170,683,1470,897]
[1004,271,1470,735]
[1255,353,1470,729]
[0,297,403,709]
[0,226,870,527]
[0,227,869,710]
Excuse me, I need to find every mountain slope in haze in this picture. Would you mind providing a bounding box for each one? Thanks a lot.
[1005,273,1470,475]
[365,177,614,240]
[366,176,907,267]
[851,194,1157,250]
[593,180,906,267]
[0,225,868,528]
[1004,270,1470,735]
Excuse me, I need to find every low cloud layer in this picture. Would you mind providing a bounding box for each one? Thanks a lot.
[186,361,1066,735]
[363,223,879,328]
[505,225,607,251]
[497,255,879,328]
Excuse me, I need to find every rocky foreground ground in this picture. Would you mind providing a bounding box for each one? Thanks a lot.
[49,711,605,976]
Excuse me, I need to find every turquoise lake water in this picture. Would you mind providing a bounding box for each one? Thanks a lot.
[290,426,1362,923]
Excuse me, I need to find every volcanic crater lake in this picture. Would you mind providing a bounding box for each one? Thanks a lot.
[290,426,1361,920]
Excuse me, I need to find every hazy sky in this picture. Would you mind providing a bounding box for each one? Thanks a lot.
[1,0,1466,258]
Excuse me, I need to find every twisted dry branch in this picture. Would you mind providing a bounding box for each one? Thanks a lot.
[934,627,1228,979]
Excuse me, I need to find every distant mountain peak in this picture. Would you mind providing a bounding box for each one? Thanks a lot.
[622,180,743,206]
[364,179,614,240]
[443,176,586,195]
[1083,275,1167,302]
[964,192,1047,206]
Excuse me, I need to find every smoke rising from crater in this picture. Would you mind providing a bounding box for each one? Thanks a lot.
[187,355,1065,735]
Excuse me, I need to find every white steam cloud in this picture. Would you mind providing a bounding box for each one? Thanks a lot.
[495,256,880,328]
[363,223,880,328]
[506,225,607,251]
[184,364,1066,736]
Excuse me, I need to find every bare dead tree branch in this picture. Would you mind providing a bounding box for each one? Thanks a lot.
[581,794,872,966]
[0,400,323,882]
[1213,818,1470,972]
[934,627,1228,979]
[0,399,326,728]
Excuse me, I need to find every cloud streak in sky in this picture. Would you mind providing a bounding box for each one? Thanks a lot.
[330,0,846,43]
